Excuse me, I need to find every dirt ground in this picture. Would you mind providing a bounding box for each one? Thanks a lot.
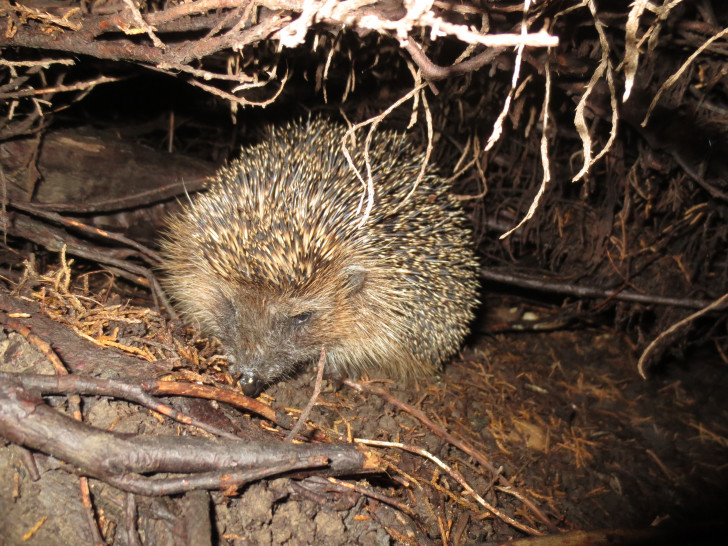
[1,280,726,545]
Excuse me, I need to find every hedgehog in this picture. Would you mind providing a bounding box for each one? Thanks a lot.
[160,117,479,396]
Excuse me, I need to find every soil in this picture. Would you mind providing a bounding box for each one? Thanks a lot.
[1,288,726,545]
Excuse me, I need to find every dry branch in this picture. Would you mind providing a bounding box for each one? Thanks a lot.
[1,211,155,287]
[480,268,728,311]
[0,0,558,122]
[0,378,377,496]
[0,371,291,436]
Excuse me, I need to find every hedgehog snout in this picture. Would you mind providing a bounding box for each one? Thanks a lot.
[226,349,276,397]
[239,373,266,398]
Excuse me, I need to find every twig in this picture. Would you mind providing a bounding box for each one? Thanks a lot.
[25,178,209,213]
[480,268,728,311]
[320,475,417,518]
[500,35,553,239]
[0,75,121,100]
[484,0,534,154]
[2,210,155,288]
[122,0,166,50]
[0,0,557,112]
[0,370,246,439]
[1,318,68,375]
[341,82,428,226]
[0,58,75,68]
[286,348,326,441]
[125,494,142,546]
[642,26,728,126]
[80,476,104,546]
[571,0,619,183]
[182,66,289,107]
[12,2,82,31]
[9,201,163,266]
[637,292,728,378]
[148,379,292,429]
[404,40,504,81]
[355,438,542,536]
[102,457,330,496]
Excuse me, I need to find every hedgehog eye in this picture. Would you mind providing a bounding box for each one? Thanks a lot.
[290,311,313,326]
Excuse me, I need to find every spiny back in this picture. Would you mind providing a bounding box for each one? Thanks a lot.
[160,117,480,395]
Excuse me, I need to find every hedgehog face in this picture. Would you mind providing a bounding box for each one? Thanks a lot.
[216,294,322,396]
[212,263,368,396]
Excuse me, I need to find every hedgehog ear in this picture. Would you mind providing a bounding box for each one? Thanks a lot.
[343,265,367,297]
